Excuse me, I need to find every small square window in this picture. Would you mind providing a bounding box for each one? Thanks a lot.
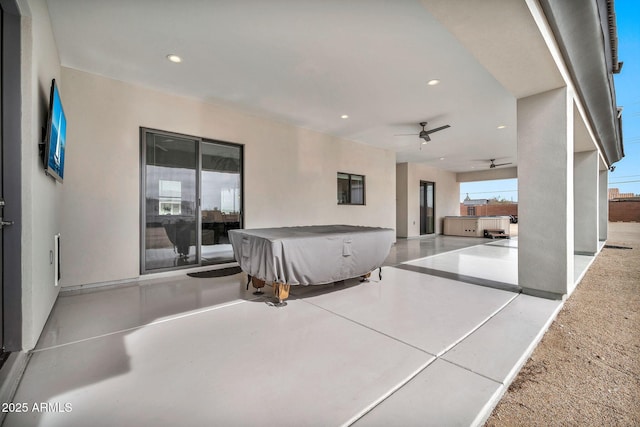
[337,172,365,205]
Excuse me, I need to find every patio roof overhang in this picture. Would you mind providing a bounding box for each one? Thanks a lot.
[539,0,624,167]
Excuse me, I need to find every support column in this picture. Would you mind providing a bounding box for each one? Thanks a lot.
[517,88,574,299]
[599,170,609,241]
[574,151,599,255]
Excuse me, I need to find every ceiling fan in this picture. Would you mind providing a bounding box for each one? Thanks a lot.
[395,122,451,144]
[489,158,513,168]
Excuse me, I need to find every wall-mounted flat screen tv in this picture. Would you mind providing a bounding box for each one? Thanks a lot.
[44,79,67,183]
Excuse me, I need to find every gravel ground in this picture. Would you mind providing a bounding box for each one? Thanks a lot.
[486,222,640,426]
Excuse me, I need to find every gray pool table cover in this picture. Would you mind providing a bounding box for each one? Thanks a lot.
[228,225,394,286]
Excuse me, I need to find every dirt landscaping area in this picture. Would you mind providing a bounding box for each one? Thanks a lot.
[485,222,640,426]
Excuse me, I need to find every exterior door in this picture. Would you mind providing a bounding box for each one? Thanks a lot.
[0,3,4,350]
[142,130,199,272]
[1,0,22,354]
[420,181,435,235]
[141,130,243,273]
[200,141,242,265]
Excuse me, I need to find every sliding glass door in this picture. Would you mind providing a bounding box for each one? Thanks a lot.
[141,129,242,273]
[201,141,242,265]
[143,131,199,271]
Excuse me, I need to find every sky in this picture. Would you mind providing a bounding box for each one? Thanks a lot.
[460,0,640,202]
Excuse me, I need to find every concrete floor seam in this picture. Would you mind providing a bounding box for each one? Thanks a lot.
[344,354,504,426]
[435,357,505,386]
[300,298,437,357]
[341,357,438,427]
[435,293,520,357]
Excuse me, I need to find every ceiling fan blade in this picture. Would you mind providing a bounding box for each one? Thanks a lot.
[494,162,513,167]
[424,124,451,134]
[394,133,419,136]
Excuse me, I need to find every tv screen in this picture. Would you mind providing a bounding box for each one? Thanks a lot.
[44,79,67,182]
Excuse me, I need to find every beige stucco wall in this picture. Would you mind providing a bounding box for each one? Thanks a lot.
[20,0,63,350]
[58,67,396,288]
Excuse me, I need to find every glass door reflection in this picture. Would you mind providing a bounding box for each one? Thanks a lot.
[200,141,242,265]
[143,132,198,271]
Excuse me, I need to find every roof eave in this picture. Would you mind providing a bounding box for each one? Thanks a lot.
[539,0,624,166]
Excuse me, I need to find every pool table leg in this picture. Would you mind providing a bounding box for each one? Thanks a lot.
[273,282,290,307]
[251,276,265,295]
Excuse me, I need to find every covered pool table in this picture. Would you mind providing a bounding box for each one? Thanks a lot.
[229,225,394,306]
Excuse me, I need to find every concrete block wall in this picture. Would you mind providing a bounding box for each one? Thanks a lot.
[459,203,518,217]
[609,200,640,222]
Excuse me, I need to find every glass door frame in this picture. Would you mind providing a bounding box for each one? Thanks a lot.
[139,128,243,274]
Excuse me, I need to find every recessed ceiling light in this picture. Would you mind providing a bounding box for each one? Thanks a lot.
[497,125,506,129]
[427,79,440,86]
[341,115,349,119]
[167,54,182,63]
[440,157,445,160]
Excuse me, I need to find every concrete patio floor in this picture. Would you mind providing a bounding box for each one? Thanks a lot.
[5,234,598,426]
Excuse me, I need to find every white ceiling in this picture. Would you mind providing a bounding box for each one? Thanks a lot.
[46,0,566,172]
